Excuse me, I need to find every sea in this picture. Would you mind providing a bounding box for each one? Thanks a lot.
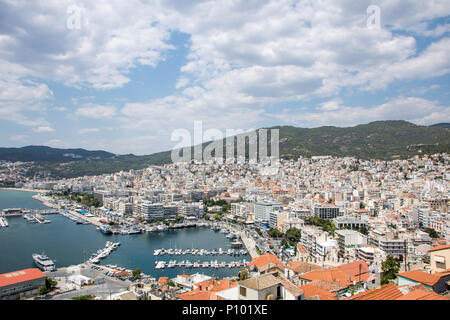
[0,189,249,278]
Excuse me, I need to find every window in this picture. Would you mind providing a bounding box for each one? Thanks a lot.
[240,286,247,297]
[435,256,446,269]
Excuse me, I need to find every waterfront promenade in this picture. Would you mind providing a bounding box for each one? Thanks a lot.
[33,193,103,227]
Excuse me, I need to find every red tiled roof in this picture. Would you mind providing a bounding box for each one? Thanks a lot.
[396,289,450,300]
[397,270,449,287]
[299,283,337,300]
[428,244,450,252]
[346,283,404,300]
[177,291,221,300]
[0,268,46,288]
[248,254,284,271]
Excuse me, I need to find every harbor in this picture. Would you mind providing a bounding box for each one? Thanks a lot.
[153,248,247,256]
[154,259,248,269]
[0,189,250,278]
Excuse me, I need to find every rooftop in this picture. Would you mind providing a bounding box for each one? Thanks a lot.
[0,268,46,288]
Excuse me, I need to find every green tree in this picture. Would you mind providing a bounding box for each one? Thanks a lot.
[424,228,439,238]
[238,268,249,281]
[381,255,400,285]
[268,228,284,238]
[132,268,142,279]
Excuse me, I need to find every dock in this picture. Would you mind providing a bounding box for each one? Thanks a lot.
[153,248,248,256]
[154,259,249,270]
[88,241,121,264]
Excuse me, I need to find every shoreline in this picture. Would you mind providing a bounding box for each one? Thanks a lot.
[0,187,48,193]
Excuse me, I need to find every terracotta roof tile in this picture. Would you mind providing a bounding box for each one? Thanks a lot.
[346,283,404,300]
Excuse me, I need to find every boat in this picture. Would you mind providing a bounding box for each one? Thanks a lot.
[99,224,112,234]
[0,217,8,227]
[32,253,56,271]
[230,241,243,248]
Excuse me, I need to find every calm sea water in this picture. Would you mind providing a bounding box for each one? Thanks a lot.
[0,190,249,278]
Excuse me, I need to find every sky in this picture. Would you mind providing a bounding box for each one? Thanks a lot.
[0,0,449,155]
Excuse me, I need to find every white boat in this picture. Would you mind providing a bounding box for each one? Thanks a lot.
[0,217,8,227]
[32,253,56,271]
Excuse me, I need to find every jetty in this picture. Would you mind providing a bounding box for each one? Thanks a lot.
[88,241,121,264]
[153,259,248,270]
[153,248,248,256]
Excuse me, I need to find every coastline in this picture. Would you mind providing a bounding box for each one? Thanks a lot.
[0,187,48,193]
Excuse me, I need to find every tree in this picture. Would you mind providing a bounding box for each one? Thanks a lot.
[132,268,142,279]
[424,228,439,238]
[285,228,301,245]
[238,268,249,281]
[268,228,284,238]
[381,255,400,285]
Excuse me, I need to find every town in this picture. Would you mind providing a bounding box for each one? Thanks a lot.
[1,153,449,300]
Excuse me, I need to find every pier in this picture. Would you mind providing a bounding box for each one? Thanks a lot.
[88,241,121,264]
[154,259,249,270]
[153,248,248,256]
[236,231,259,259]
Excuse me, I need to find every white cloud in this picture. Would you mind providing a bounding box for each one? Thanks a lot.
[272,97,450,127]
[33,126,55,133]
[75,104,117,119]
[77,128,100,135]
[9,135,29,143]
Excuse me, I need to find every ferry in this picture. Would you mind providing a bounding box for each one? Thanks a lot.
[32,253,56,271]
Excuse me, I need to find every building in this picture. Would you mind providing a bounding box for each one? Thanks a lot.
[313,205,342,220]
[238,271,304,300]
[283,217,305,233]
[336,229,367,258]
[269,210,287,229]
[0,268,46,300]
[428,244,450,273]
[368,229,408,257]
[254,201,283,224]
[333,216,368,230]
[119,202,133,216]
[247,254,285,275]
[397,270,450,294]
[140,202,164,219]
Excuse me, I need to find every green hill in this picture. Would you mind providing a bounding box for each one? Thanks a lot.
[3,121,449,178]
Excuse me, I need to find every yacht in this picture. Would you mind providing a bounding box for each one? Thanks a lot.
[32,253,56,271]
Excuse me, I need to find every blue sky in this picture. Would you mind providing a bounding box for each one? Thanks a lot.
[0,1,449,155]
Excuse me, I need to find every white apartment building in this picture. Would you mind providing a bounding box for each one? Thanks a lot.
[335,229,368,258]
[140,202,164,219]
[254,201,284,224]
[269,211,287,230]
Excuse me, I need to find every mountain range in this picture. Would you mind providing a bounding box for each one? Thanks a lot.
[1,121,449,178]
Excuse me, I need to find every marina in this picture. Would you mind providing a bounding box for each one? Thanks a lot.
[23,212,51,224]
[88,241,121,264]
[59,210,90,225]
[154,259,248,270]
[153,248,248,256]
[0,190,250,278]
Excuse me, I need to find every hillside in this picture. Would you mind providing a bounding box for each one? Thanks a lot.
[2,121,449,178]
[0,146,116,162]
[430,123,450,129]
